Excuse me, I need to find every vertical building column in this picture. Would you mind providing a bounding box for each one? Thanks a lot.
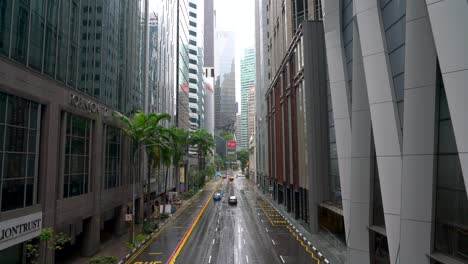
[81,115,103,256]
[322,0,353,241]
[348,20,372,263]
[39,102,61,264]
[426,0,468,193]
[399,0,437,263]
[303,21,329,234]
[355,0,403,262]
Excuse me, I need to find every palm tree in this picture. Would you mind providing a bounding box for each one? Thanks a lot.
[113,111,171,243]
[168,127,189,192]
[189,129,215,188]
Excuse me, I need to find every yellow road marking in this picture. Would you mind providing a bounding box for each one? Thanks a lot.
[287,225,321,263]
[166,180,221,263]
[125,180,218,264]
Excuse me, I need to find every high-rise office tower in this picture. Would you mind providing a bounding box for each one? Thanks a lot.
[203,0,215,136]
[247,85,256,140]
[321,1,468,263]
[214,30,236,132]
[0,0,146,262]
[177,0,191,131]
[239,48,256,150]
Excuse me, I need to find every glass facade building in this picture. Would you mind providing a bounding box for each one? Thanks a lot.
[239,48,256,150]
[0,0,159,262]
[214,30,236,132]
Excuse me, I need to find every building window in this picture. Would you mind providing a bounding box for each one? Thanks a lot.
[189,68,197,74]
[11,0,30,64]
[189,2,197,9]
[28,1,46,70]
[63,113,92,198]
[104,126,121,189]
[434,66,468,262]
[189,11,197,18]
[189,78,197,84]
[0,92,41,212]
[0,0,13,55]
[189,21,196,27]
[189,30,197,37]
[315,0,323,20]
[189,49,197,56]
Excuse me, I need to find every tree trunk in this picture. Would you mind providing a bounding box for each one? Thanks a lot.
[163,164,169,214]
[146,158,152,221]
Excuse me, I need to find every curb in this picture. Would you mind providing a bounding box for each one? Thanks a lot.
[257,189,331,264]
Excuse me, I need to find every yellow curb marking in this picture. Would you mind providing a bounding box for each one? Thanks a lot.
[125,180,218,264]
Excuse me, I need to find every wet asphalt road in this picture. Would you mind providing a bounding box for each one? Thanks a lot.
[127,176,320,264]
[177,177,319,264]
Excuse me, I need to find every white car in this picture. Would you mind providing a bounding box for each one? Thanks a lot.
[228,196,237,205]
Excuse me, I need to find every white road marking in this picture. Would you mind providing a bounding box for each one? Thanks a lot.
[241,227,243,232]
[215,227,218,232]
[246,255,249,263]
[243,239,246,245]
[272,239,276,245]
[208,255,212,263]
[261,219,264,223]
[280,255,286,263]
[212,239,215,244]
[265,227,269,232]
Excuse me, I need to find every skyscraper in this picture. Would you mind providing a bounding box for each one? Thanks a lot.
[0,0,145,262]
[239,48,256,150]
[247,85,256,139]
[203,0,215,136]
[214,30,236,132]
[321,1,468,263]
[177,0,191,131]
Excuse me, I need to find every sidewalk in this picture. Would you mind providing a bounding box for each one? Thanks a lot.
[66,185,208,264]
[253,182,347,264]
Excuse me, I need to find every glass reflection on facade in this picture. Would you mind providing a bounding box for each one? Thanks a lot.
[63,113,91,198]
[434,67,468,262]
[104,126,121,189]
[0,92,40,212]
[0,0,144,113]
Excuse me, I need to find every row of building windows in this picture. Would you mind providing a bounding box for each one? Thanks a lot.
[0,0,143,112]
[0,89,132,211]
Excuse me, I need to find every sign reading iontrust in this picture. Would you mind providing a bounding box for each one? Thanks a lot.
[0,212,42,251]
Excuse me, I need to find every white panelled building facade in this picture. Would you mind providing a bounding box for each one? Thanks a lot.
[321,0,468,263]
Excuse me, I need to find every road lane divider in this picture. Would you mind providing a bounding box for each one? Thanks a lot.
[165,180,221,264]
[122,179,219,264]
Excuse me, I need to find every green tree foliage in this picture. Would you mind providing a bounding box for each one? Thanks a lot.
[220,130,233,141]
[215,155,225,170]
[237,149,249,172]
[87,256,117,264]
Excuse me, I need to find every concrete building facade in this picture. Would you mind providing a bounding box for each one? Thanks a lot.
[0,0,151,262]
[321,0,468,263]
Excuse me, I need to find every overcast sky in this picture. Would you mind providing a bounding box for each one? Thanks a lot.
[215,0,255,108]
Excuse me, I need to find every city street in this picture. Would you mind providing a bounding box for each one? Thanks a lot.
[127,176,320,264]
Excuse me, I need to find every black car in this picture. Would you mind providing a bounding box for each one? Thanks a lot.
[228,196,237,205]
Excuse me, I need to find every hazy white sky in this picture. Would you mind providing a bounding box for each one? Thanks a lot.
[215,0,255,108]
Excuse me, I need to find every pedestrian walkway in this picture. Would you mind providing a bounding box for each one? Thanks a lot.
[253,182,347,264]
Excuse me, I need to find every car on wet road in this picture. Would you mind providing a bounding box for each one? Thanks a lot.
[228,195,237,205]
[213,192,222,201]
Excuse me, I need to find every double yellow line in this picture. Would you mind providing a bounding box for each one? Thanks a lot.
[125,181,216,264]
[166,180,221,263]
